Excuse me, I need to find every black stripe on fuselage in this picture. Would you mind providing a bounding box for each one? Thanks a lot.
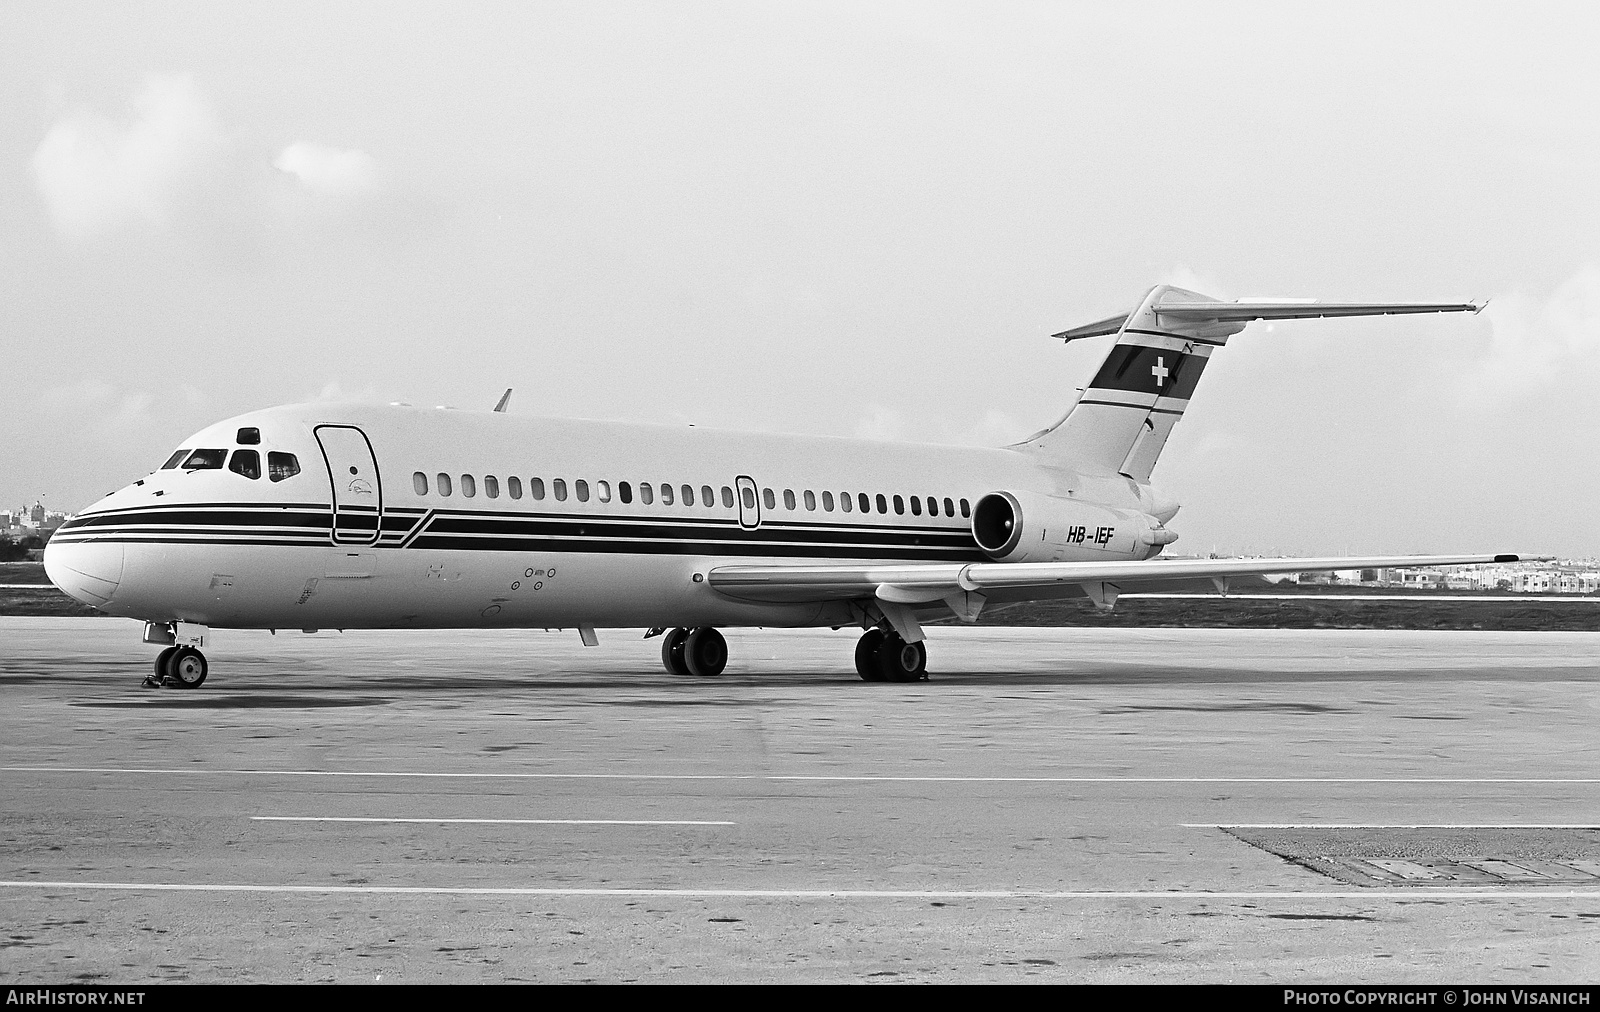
[55,502,983,561]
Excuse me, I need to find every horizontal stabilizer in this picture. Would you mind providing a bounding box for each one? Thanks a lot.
[1054,299,1481,342]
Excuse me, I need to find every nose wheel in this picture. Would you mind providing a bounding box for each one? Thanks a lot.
[145,645,208,689]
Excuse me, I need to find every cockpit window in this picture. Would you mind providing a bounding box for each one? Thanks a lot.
[268,451,301,482]
[161,450,189,469]
[182,449,227,470]
[228,449,261,480]
[236,427,261,445]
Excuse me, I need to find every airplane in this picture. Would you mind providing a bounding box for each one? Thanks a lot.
[44,284,1528,689]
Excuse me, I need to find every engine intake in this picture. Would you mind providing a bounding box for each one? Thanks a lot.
[971,490,1177,564]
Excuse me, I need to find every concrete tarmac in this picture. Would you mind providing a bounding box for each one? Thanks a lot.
[3,617,1600,983]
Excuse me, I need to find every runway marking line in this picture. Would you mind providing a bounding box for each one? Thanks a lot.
[252,817,734,826]
[7,767,1600,784]
[4,880,1600,900]
[1188,824,1600,829]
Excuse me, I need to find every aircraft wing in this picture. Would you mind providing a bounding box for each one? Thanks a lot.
[708,553,1529,615]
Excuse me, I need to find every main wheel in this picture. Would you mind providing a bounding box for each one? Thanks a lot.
[855,629,886,682]
[661,628,691,676]
[683,627,727,677]
[149,647,178,687]
[875,632,927,683]
[165,646,208,689]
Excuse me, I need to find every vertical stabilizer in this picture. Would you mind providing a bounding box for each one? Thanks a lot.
[1021,285,1235,482]
[1019,286,1479,482]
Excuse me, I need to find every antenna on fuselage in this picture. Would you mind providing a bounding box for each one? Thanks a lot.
[493,388,513,413]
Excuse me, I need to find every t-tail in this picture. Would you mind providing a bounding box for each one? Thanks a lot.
[1018,285,1481,482]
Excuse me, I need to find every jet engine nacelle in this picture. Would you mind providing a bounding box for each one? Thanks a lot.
[971,490,1179,564]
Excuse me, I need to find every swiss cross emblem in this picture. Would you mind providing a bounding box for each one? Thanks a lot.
[1151,356,1169,388]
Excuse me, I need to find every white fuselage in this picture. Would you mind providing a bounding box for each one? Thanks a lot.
[45,401,1164,631]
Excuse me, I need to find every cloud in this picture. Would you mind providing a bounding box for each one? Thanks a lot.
[1460,265,1600,402]
[31,76,411,254]
[31,74,226,239]
[37,377,211,430]
[853,403,906,441]
[1161,265,1228,298]
[310,380,381,403]
[274,141,378,194]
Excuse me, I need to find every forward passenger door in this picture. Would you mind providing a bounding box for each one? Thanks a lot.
[314,425,383,545]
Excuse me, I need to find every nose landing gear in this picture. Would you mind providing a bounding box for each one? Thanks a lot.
[142,622,210,688]
[144,646,208,688]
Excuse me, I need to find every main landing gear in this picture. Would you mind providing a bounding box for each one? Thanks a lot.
[145,646,209,689]
[660,627,729,677]
[855,627,928,683]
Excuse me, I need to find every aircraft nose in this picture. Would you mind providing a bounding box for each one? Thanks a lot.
[44,540,125,607]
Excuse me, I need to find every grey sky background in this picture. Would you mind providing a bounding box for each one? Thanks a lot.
[3,2,1597,557]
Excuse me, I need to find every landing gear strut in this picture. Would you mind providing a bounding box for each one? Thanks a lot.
[855,628,928,683]
[660,627,727,677]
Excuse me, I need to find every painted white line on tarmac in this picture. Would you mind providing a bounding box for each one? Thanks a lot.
[1124,593,1600,603]
[252,816,733,826]
[7,766,1600,784]
[3,880,1600,900]
[1188,824,1600,829]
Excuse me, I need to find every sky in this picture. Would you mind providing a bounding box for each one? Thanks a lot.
[3,1,1598,557]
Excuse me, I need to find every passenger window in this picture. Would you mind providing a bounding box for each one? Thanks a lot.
[893,495,904,515]
[860,493,871,514]
[236,427,260,445]
[508,476,522,499]
[553,479,567,501]
[485,475,500,499]
[161,450,189,469]
[840,492,852,513]
[742,487,756,510]
[660,484,674,505]
[436,472,453,496]
[822,491,834,512]
[803,490,815,511]
[228,449,261,480]
[721,486,734,508]
[268,452,301,482]
[702,485,714,508]
[909,495,921,516]
[182,449,227,470]
[681,485,693,507]
[531,477,545,500]
[596,480,610,503]
[636,482,649,505]
[761,488,775,510]
[461,474,477,498]
[960,498,970,518]
[575,479,589,502]
[413,472,429,495]
[944,497,955,517]
[876,494,888,514]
